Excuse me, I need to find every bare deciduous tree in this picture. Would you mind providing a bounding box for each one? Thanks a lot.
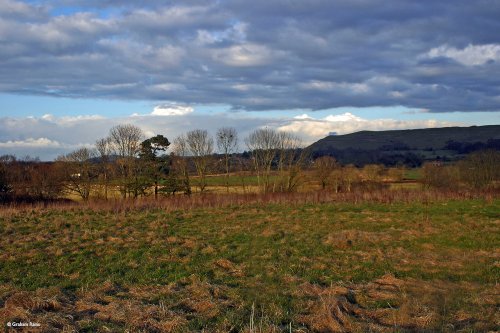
[186,129,214,192]
[331,167,343,193]
[234,156,252,194]
[362,164,384,182]
[422,162,459,190]
[95,137,112,200]
[172,134,192,195]
[2,156,64,200]
[245,128,280,192]
[57,147,97,201]
[458,150,500,188]
[313,156,339,190]
[341,164,358,192]
[216,127,238,192]
[109,124,144,158]
[275,131,307,192]
[108,124,144,198]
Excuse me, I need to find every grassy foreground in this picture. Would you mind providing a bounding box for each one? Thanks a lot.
[0,198,499,332]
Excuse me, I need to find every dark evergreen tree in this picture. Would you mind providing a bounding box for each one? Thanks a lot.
[140,135,171,199]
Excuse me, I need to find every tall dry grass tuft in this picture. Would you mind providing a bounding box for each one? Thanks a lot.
[1,188,498,216]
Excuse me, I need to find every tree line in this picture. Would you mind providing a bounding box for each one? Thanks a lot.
[1,124,499,203]
[0,125,308,202]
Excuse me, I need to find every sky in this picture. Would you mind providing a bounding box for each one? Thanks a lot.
[0,0,499,160]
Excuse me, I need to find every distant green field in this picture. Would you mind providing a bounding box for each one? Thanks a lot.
[204,174,266,186]
[1,198,498,331]
[404,168,422,180]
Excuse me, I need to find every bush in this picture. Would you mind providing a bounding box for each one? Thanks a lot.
[458,150,500,189]
[0,164,12,201]
[421,163,460,190]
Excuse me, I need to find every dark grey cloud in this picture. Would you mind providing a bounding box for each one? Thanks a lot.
[1,0,500,112]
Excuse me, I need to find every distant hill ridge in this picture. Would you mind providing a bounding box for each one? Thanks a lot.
[307,125,500,166]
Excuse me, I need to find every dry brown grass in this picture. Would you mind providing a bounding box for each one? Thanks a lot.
[1,188,498,217]
[0,277,244,332]
[296,274,500,333]
[1,192,498,332]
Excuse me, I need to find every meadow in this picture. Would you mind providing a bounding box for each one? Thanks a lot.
[0,191,498,332]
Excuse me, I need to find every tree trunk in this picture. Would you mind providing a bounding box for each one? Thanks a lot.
[104,172,108,200]
[225,155,230,193]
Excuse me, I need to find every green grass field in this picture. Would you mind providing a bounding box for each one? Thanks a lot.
[204,174,264,186]
[403,168,421,181]
[0,198,499,332]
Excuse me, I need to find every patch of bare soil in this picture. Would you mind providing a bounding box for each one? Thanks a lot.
[295,274,499,332]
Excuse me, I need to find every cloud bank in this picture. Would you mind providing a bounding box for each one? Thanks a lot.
[0,0,499,112]
[278,113,457,143]
[0,111,458,160]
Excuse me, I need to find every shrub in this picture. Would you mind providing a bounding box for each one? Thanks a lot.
[421,162,460,190]
[458,150,500,189]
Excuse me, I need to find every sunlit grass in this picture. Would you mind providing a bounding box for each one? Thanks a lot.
[0,198,498,331]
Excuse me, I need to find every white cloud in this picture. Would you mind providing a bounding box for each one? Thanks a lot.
[39,114,105,125]
[0,137,61,148]
[294,113,313,120]
[41,114,54,121]
[151,104,194,116]
[277,112,459,144]
[324,112,363,122]
[427,44,500,66]
[59,115,106,124]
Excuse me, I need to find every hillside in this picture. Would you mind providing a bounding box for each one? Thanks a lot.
[308,125,500,166]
